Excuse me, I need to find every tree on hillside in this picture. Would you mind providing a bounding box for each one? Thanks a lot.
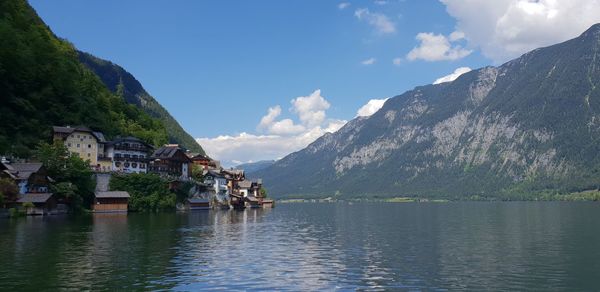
[0,178,19,207]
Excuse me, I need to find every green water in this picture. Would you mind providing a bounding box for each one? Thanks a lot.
[1,202,599,290]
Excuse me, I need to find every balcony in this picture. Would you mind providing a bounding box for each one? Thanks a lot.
[113,148,151,154]
[113,156,149,162]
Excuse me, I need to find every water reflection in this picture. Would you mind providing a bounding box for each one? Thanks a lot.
[1,203,600,290]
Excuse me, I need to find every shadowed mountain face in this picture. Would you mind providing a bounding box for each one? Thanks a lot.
[256,24,600,199]
[77,52,204,154]
[238,160,276,175]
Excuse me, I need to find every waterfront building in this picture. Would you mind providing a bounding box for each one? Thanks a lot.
[186,197,210,210]
[17,193,57,215]
[105,137,153,174]
[93,191,130,212]
[1,162,51,194]
[190,154,220,170]
[52,126,102,167]
[149,145,192,179]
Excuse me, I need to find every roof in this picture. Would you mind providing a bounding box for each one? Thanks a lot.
[10,163,43,173]
[223,169,244,176]
[95,191,130,198]
[93,132,106,142]
[152,145,191,161]
[206,169,225,178]
[53,126,103,141]
[1,170,17,180]
[18,193,54,203]
[107,136,153,149]
[187,197,210,204]
[10,163,43,180]
[238,180,252,189]
[0,162,14,171]
[245,196,259,202]
[191,154,212,160]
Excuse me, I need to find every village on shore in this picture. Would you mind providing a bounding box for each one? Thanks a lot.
[0,125,273,216]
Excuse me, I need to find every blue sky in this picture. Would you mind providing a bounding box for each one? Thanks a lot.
[29,0,600,165]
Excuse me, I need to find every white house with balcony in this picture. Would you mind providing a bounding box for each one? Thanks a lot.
[104,137,154,174]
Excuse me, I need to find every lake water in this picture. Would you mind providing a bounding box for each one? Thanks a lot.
[1,202,600,290]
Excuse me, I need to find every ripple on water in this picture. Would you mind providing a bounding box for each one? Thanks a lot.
[1,202,600,290]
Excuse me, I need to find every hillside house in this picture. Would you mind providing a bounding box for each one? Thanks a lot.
[105,137,153,174]
[149,145,192,179]
[53,126,103,167]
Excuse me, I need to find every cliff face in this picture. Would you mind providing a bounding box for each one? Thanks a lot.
[256,24,600,199]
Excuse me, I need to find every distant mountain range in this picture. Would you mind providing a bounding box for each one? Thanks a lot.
[238,160,276,174]
[0,0,203,156]
[255,24,600,200]
[78,52,204,154]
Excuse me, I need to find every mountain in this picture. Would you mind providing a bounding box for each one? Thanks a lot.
[255,24,600,200]
[77,52,204,154]
[237,160,276,174]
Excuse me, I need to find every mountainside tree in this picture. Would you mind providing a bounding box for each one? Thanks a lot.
[0,0,168,157]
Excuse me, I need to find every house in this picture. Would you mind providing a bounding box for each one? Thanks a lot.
[237,179,270,208]
[190,154,220,170]
[105,137,153,174]
[149,145,192,179]
[186,197,210,210]
[244,195,261,208]
[17,193,57,215]
[222,169,245,195]
[237,179,262,198]
[3,162,51,194]
[53,126,103,167]
[93,191,130,212]
[204,169,229,197]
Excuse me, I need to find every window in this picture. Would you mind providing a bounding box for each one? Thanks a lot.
[77,144,80,148]
[77,135,80,138]
[132,163,138,168]
[132,155,138,159]
[115,153,121,158]
[124,162,130,168]
[87,153,91,157]
[140,163,146,169]
[124,154,130,158]
[67,143,71,147]
[115,162,121,167]
[88,144,92,148]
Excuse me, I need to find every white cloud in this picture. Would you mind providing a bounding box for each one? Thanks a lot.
[374,0,388,5]
[258,105,281,130]
[392,57,402,65]
[196,120,347,167]
[197,90,349,167]
[291,89,331,128]
[407,32,472,61]
[269,119,306,135]
[440,0,600,63]
[433,67,472,84]
[361,57,376,65]
[354,8,396,34]
[338,2,350,10]
[356,98,389,117]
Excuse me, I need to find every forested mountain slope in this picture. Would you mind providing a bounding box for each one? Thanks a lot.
[77,52,204,154]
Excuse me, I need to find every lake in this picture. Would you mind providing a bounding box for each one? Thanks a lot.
[1,202,600,290]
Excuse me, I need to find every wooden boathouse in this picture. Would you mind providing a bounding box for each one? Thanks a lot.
[93,191,130,212]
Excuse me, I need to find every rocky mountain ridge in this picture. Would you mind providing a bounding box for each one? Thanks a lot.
[255,23,600,199]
